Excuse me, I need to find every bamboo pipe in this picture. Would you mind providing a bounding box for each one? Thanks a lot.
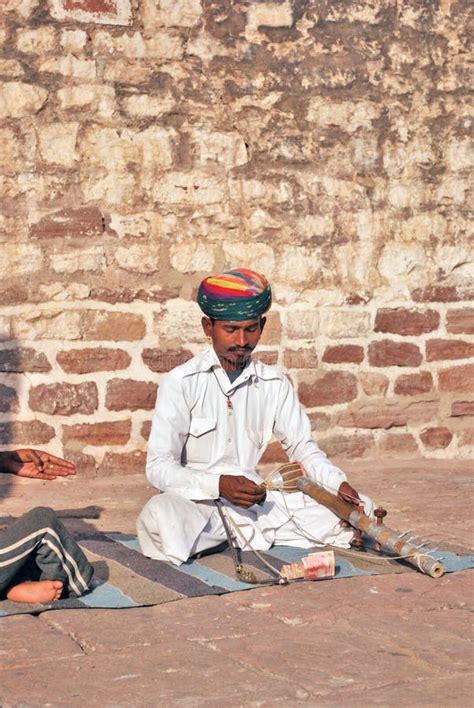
[296,478,444,579]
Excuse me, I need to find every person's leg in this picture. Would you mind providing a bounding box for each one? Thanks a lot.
[0,507,94,602]
[137,493,226,565]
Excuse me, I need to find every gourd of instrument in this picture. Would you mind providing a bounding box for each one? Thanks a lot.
[262,462,305,492]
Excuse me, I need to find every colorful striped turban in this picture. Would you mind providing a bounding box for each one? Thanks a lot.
[197,268,272,321]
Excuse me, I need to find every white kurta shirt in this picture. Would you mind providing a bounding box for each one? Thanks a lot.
[146,348,347,499]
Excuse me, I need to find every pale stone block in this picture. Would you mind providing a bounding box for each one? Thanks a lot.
[49,0,132,26]
[60,30,88,52]
[378,243,425,279]
[39,56,96,80]
[223,242,275,275]
[114,243,161,273]
[274,246,319,287]
[387,182,426,208]
[296,214,334,238]
[286,309,320,340]
[0,317,11,341]
[248,208,281,231]
[154,300,204,344]
[38,123,79,167]
[399,214,447,241]
[170,241,215,273]
[4,0,38,19]
[320,310,371,339]
[80,126,174,204]
[383,139,434,176]
[445,139,473,171]
[144,33,184,60]
[12,310,83,341]
[109,213,154,239]
[103,59,154,84]
[435,246,473,278]
[0,60,24,78]
[50,246,106,274]
[436,177,469,205]
[38,283,90,301]
[143,0,202,28]
[191,129,248,168]
[16,26,56,52]
[0,82,48,119]
[3,242,43,276]
[0,128,20,166]
[152,173,225,205]
[122,93,175,117]
[57,85,116,118]
[0,31,7,48]
[307,99,379,132]
[93,30,146,58]
[246,2,293,41]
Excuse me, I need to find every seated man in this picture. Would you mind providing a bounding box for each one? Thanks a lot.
[137,268,372,566]
[0,449,94,603]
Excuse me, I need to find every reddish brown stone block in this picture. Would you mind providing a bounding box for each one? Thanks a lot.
[141,420,152,440]
[29,382,98,416]
[260,442,288,464]
[419,427,453,449]
[337,400,438,429]
[57,348,131,374]
[259,311,281,346]
[359,372,389,396]
[299,371,358,407]
[451,401,474,417]
[0,347,51,373]
[322,344,364,364]
[105,379,157,411]
[99,450,147,476]
[368,340,422,367]
[375,308,440,336]
[411,285,474,302]
[141,348,193,373]
[439,364,474,392]
[318,433,374,459]
[283,347,318,369]
[0,384,18,413]
[459,428,474,446]
[0,287,28,305]
[256,351,278,365]
[82,311,145,341]
[0,421,55,445]
[63,421,131,446]
[63,450,97,477]
[394,371,433,396]
[446,308,474,334]
[378,433,419,455]
[30,207,105,239]
[426,339,474,361]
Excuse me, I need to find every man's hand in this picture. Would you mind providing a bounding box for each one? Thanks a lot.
[337,481,361,507]
[219,474,266,508]
[1,449,76,480]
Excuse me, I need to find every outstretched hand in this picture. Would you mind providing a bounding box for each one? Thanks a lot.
[219,474,266,508]
[2,449,76,480]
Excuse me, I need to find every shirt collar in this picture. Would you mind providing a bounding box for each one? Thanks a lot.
[187,348,280,384]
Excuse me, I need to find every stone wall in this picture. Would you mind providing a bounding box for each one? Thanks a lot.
[0,0,472,475]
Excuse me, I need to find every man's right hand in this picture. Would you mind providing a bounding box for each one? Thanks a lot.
[219,475,266,508]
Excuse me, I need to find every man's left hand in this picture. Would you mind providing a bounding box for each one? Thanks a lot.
[337,481,361,507]
[4,449,76,480]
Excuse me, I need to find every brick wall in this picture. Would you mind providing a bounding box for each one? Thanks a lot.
[0,0,472,474]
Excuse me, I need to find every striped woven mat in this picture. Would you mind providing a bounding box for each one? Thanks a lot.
[1,531,473,616]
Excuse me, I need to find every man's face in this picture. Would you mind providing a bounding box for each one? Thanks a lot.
[202,316,266,371]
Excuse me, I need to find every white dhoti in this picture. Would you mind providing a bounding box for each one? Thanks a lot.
[137,490,374,566]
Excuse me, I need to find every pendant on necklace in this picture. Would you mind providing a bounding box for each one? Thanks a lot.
[227,398,233,410]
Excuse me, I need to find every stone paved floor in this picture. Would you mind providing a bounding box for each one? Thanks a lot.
[1,459,473,706]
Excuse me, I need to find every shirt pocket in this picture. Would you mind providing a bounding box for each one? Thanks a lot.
[246,424,272,450]
[186,417,217,463]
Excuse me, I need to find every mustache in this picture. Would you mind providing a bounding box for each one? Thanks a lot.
[227,345,252,353]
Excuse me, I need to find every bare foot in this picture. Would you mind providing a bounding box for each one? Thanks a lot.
[6,579,64,603]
